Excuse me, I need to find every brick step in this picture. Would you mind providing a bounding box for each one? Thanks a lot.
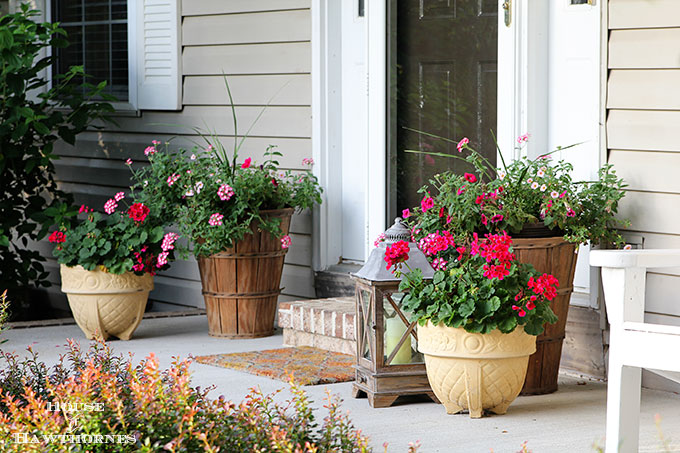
[277,297,357,355]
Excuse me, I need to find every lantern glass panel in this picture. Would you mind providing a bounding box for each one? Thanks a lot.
[382,292,424,365]
[359,288,372,360]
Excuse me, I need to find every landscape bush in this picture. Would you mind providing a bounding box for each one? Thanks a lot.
[0,5,113,316]
[0,341,418,452]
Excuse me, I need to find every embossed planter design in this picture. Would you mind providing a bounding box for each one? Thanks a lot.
[418,321,536,418]
[60,264,153,340]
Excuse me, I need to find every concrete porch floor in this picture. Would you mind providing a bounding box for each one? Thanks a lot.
[2,315,679,452]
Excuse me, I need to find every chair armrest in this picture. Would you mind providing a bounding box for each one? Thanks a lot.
[590,249,680,269]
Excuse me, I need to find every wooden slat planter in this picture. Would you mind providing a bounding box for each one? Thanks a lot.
[512,236,579,395]
[198,208,293,338]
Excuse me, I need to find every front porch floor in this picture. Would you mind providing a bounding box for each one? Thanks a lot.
[2,315,679,452]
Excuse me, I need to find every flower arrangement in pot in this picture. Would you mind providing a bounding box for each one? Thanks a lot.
[396,131,629,397]
[51,193,177,340]
[385,229,559,418]
[131,139,322,339]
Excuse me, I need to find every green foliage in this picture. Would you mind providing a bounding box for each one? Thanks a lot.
[132,143,323,257]
[0,6,114,305]
[51,197,174,275]
[0,291,9,344]
[0,341,408,452]
[406,135,629,247]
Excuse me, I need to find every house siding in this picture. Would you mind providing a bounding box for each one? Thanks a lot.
[40,0,314,311]
[607,1,680,331]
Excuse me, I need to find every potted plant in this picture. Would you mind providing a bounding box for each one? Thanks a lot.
[400,132,628,394]
[51,193,176,340]
[384,229,559,417]
[131,141,322,338]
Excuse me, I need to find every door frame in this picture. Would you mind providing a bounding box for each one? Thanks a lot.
[312,0,554,270]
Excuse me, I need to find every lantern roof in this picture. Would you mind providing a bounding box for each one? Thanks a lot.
[353,218,435,282]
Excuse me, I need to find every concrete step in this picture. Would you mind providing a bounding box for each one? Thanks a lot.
[277,297,357,355]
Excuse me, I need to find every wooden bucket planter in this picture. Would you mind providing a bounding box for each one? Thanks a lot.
[512,236,578,395]
[198,208,293,338]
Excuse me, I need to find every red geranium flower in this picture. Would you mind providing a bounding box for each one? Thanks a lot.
[128,203,150,223]
[384,240,410,271]
[48,231,66,243]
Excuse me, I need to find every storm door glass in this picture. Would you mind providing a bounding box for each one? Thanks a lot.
[391,0,498,213]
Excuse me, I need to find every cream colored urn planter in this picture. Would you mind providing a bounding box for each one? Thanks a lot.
[418,321,536,418]
[60,264,153,341]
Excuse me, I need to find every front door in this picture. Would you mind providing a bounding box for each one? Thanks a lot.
[390,0,499,214]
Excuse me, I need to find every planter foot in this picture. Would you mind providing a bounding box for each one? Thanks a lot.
[351,385,366,399]
[489,401,512,415]
[443,401,463,415]
[368,394,399,408]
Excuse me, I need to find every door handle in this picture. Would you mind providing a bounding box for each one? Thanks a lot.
[502,0,511,27]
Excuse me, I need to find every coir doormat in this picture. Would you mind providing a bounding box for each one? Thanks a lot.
[194,346,355,386]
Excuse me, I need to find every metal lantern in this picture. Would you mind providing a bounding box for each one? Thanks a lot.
[351,218,438,407]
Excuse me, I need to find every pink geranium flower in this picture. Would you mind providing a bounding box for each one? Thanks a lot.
[104,199,117,214]
[218,184,234,201]
[208,213,223,226]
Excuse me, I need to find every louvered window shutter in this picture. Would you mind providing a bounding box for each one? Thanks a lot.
[135,0,181,110]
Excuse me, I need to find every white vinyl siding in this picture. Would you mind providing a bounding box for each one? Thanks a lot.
[606,0,680,329]
[43,1,315,311]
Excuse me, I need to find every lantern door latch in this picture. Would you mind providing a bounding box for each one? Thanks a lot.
[502,0,511,27]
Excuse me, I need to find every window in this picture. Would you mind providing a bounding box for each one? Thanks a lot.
[51,0,129,102]
[49,0,182,111]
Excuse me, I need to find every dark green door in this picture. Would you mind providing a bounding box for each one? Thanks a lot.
[391,0,498,213]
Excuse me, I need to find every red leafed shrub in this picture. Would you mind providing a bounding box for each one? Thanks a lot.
[0,341,419,452]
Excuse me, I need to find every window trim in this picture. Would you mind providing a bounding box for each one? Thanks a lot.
[46,0,139,112]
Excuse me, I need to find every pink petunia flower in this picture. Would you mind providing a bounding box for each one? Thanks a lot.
[402,208,411,219]
[457,137,469,152]
[420,195,435,213]
[464,173,477,183]
[241,157,252,169]
[167,173,180,187]
[302,157,314,166]
[566,208,576,217]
